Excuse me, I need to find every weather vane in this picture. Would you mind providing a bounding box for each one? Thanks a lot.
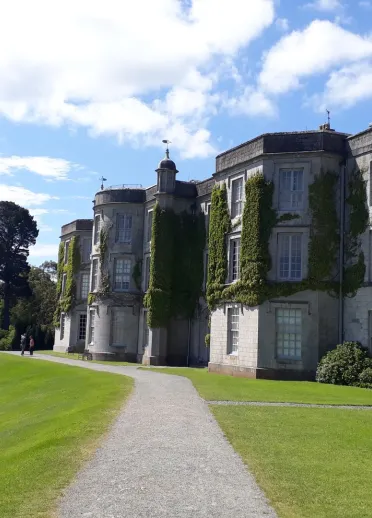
[162,139,171,158]
[326,109,331,126]
[99,176,107,190]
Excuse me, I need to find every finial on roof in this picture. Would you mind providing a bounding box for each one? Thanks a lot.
[162,139,171,159]
[326,109,331,126]
[99,176,107,190]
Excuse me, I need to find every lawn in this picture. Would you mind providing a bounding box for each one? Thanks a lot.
[0,354,133,518]
[37,350,138,366]
[141,367,372,405]
[212,405,372,518]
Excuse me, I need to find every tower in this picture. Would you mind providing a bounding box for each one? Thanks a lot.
[156,140,178,194]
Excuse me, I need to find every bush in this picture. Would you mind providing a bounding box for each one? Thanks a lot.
[0,326,16,351]
[358,367,372,389]
[316,341,371,386]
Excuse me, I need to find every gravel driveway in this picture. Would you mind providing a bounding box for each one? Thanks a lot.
[13,354,277,518]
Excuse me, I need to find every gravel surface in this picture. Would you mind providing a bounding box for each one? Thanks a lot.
[208,401,372,410]
[11,353,277,518]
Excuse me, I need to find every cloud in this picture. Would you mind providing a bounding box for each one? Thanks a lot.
[259,20,372,95]
[0,184,58,207]
[305,0,343,11]
[28,244,58,260]
[0,0,275,158]
[225,87,277,117]
[359,0,372,8]
[275,18,289,31]
[0,156,83,180]
[310,61,372,110]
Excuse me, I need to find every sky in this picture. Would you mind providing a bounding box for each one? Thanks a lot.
[1,0,372,265]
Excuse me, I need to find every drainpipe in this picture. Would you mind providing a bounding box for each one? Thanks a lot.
[339,161,346,344]
[187,318,191,367]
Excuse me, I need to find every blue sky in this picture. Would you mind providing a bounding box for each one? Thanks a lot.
[1,0,372,265]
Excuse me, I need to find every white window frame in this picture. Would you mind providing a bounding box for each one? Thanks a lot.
[116,214,132,244]
[91,259,99,291]
[60,313,65,340]
[276,308,302,360]
[147,210,153,243]
[279,169,304,211]
[227,307,239,355]
[111,309,126,346]
[144,255,151,291]
[230,238,241,282]
[278,233,303,281]
[114,258,131,291]
[231,177,243,218]
[82,238,92,263]
[94,215,101,245]
[64,240,70,264]
[80,273,89,300]
[78,313,87,341]
[88,309,95,344]
[61,273,67,295]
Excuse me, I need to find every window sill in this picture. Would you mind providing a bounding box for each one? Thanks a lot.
[228,352,239,357]
[276,357,302,364]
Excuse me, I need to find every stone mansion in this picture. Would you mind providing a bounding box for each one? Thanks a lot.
[54,122,372,380]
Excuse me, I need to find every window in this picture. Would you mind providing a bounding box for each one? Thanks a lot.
[276,308,302,359]
[78,314,87,341]
[143,311,149,348]
[81,274,89,299]
[88,309,95,344]
[91,259,99,291]
[230,239,240,282]
[159,171,166,192]
[116,214,132,244]
[82,238,92,263]
[227,307,239,354]
[111,309,125,346]
[144,256,151,291]
[206,203,211,235]
[114,258,131,291]
[64,240,70,264]
[147,211,153,243]
[279,169,304,210]
[62,273,67,295]
[278,233,302,280]
[231,178,243,218]
[60,314,65,340]
[94,215,101,245]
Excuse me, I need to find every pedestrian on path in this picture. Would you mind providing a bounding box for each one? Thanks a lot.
[29,335,35,356]
[20,333,26,355]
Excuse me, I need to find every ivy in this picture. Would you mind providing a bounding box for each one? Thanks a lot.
[98,227,110,295]
[144,203,206,327]
[87,292,96,305]
[54,236,80,326]
[206,184,231,310]
[132,259,142,291]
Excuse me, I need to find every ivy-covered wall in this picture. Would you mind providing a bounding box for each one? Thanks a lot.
[144,203,206,328]
[54,236,81,327]
[206,169,368,312]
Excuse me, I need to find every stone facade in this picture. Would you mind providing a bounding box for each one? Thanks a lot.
[54,124,372,379]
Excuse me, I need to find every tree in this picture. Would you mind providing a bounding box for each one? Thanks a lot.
[0,201,38,330]
[39,260,57,282]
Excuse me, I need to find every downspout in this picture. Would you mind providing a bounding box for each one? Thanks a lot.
[339,161,346,344]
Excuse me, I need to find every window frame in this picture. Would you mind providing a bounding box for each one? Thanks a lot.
[80,273,89,300]
[113,257,131,292]
[147,210,153,243]
[111,309,126,347]
[278,168,304,211]
[144,255,151,291]
[230,237,241,282]
[78,313,87,341]
[88,309,95,344]
[60,313,65,340]
[227,306,239,355]
[91,259,99,291]
[115,213,133,244]
[82,238,92,263]
[275,308,302,360]
[231,177,244,219]
[277,233,303,281]
[61,272,67,295]
[94,215,101,245]
[143,310,149,348]
[64,240,70,264]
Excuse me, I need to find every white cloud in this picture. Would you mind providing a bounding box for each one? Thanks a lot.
[311,61,372,110]
[359,1,372,8]
[0,156,81,180]
[259,20,372,95]
[28,244,58,260]
[275,18,289,31]
[0,184,58,207]
[225,87,277,117]
[305,0,343,11]
[0,0,275,158]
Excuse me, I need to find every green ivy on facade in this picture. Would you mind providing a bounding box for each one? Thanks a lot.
[54,236,81,327]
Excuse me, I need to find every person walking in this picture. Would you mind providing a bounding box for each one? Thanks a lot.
[29,335,35,356]
[20,333,26,355]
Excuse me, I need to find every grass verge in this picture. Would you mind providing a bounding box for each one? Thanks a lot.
[140,367,372,405]
[211,405,372,518]
[37,350,138,367]
[0,354,133,518]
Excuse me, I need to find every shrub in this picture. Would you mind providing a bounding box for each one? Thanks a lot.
[316,341,371,386]
[358,367,372,389]
[205,333,210,347]
[0,326,16,351]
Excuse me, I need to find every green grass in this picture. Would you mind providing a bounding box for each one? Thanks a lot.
[0,354,133,518]
[141,367,372,405]
[37,350,138,366]
[212,405,372,518]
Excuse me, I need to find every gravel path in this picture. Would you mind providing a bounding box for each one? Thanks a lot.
[9,353,277,518]
[208,400,372,410]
